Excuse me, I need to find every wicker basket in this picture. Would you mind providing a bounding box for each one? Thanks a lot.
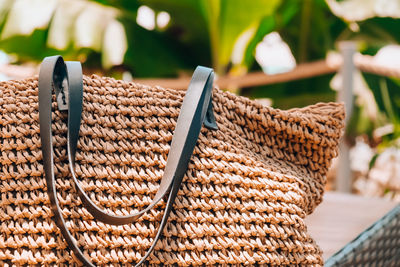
[0,59,345,266]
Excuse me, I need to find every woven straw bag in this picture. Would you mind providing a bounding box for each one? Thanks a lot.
[0,56,345,266]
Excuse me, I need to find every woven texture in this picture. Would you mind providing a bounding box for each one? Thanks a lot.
[326,205,400,267]
[0,75,344,266]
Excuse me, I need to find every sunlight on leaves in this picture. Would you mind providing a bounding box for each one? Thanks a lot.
[157,11,170,29]
[136,5,156,30]
[326,0,400,22]
[1,0,57,40]
[102,20,127,68]
[47,1,85,50]
[0,0,13,26]
[231,27,257,66]
[0,0,129,69]
[200,0,281,73]
[74,3,116,51]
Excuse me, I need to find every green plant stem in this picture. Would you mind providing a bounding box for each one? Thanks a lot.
[380,78,400,138]
[200,0,222,75]
[298,0,311,63]
[210,22,221,74]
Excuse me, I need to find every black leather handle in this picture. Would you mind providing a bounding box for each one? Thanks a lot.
[66,62,216,225]
[38,55,217,266]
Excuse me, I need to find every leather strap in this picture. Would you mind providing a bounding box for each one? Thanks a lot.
[39,55,217,266]
[67,63,216,225]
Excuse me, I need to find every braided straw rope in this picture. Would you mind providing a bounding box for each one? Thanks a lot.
[0,75,344,266]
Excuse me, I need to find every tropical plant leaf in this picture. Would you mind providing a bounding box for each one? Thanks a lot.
[200,0,281,73]
[239,1,300,71]
[92,0,140,16]
[121,18,192,77]
[138,0,211,66]
[0,0,129,69]
[326,0,400,22]
[143,0,281,74]
[0,30,60,61]
[0,0,13,27]
[102,20,127,68]
[1,0,57,40]
[47,1,85,50]
[278,0,346,62]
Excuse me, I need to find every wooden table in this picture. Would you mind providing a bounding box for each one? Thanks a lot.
[305,192,398,261]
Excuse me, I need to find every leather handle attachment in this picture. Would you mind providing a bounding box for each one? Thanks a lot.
[39,55,218,266]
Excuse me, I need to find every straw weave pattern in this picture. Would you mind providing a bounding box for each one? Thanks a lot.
[0,75,344,266]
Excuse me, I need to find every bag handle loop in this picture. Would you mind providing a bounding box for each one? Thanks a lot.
[66,60,217,225]
[39,55,217,266]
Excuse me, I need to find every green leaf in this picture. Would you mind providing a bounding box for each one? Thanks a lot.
[240,16,275,70]
[200,0,281,73]
[1,0,57,40]
[0,0,13,27]
[139,0,209,42]
[47,1,85,50]
[121,18,191,77]
[0,0,131,69]
[237,1,300,71]
[0,29,60,61]
[337,21,398,53]
[278,0,345,62]
[138,0,211,66]
[143,0,281,74]
[74,4,115,52]
[91,0,140,15]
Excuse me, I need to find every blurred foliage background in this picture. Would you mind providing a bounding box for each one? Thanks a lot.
[0,0,399,110]
[0,0,400,196]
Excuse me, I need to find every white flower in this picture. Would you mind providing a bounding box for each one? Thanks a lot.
[255,32,296,75]
[350,139,375,174]
[369,147,400,190]
[373,45,400,69]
